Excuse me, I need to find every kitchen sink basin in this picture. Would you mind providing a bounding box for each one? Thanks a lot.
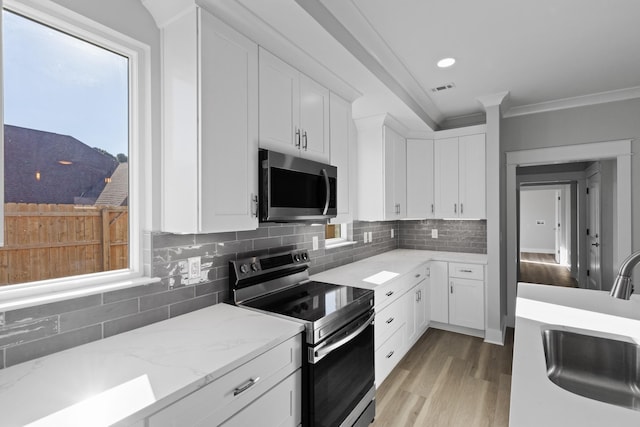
[542,328,640,411]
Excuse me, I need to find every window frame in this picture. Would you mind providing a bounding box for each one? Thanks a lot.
[0,0,154,311]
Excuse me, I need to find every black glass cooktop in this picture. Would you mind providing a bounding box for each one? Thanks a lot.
[243,281,372,323]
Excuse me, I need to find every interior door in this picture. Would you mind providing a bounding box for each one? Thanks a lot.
[586,173,602,290]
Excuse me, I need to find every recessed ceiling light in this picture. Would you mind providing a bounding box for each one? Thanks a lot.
[437,57,456,68]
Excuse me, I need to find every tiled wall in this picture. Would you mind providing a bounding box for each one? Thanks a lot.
[0,220,398,369]
[399,219,487,253]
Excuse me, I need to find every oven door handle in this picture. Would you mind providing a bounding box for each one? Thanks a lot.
[321,168,331,215]
[312,312,374,363]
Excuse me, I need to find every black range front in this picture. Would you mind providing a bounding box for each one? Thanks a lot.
[230,250,375,427]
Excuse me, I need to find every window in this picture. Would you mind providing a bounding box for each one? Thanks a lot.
[325,223,353,249]
[0,0,151,305]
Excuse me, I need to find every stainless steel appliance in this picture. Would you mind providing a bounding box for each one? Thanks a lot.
[230,249,375,427]
[259,149,337,223]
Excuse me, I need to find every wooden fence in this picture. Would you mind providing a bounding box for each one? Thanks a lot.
[0,203,128,286]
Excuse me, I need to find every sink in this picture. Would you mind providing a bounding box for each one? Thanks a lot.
[542,329,640,411]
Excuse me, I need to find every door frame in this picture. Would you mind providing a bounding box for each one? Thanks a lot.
[506,139,632,327]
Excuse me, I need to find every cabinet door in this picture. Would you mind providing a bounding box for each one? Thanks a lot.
[329,93,353,223]
[449,278,484,330]
[220,370,301,427]
[394,133,407,219]
[406,139,434,218]
[383,127,398,220]
[404,287,417,346]
[434,138,459,218]
[299,74,330,162]
[415,279,429,333]
[429,261,449,323]
[200,10,259,232]
[258,48,300,154]
[458,134,486,219]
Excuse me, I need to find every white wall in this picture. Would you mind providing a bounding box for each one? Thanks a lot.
[520,189,556,253]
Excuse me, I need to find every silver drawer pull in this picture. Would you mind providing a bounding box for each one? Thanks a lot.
[386,317,394,324]
[415,274,421,278]
[233,377,260,396]
[386,291,394,297]
[460,269,473,273]
[386,351,394,359]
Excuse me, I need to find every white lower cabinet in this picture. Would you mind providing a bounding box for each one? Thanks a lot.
[430,261,485,331]
[147,335,302,427]
[374,264,429,386]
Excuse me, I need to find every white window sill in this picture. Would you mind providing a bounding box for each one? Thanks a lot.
[0,274,161,312]
[325,240,357,250]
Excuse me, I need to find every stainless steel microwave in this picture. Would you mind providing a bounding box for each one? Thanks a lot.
[259,149,337,222]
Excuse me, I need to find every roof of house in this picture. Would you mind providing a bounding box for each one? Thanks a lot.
[4,124,120,205]
[95,162,128,206]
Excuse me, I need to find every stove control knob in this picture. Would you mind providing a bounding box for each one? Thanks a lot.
[301,252,309,261]
[239,264,249,274]
[250,263,259,272]
[293,254,301,262]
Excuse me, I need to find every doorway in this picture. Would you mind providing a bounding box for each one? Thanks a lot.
[506,139,633,327]
[518,183,577,288]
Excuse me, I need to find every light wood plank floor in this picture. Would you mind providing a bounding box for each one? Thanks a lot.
[519,252,578,288]
[372,328,514,427]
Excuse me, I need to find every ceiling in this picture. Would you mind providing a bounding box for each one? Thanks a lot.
[234,0,640,132]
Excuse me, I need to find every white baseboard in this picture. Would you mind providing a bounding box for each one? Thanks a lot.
[428,321,484,339]
[520,248,555,254]
[484,316,508,346]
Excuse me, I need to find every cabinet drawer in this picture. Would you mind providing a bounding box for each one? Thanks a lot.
[220,370,301,427]
[374,265,427,310]
[375,328,404,387]
[148,334,302,427]
[449,263,484,280]
[374,299,405,350]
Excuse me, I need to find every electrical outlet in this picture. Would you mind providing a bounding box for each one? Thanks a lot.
[391,229,394,238]
[368,231,373,242]
[363,232,368,244]
[312,235,319,250]
[187,257,201,280]
[432,229,438,239]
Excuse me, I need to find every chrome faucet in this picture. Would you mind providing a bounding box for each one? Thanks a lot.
[610,250,640,299]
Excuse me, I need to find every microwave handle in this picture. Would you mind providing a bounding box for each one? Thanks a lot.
[321,168,330,215]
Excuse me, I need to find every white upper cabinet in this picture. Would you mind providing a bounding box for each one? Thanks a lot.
[355,116,407,221]
[159,7,259,233]
[434,134,486,219]
[406,139,435,218]
[259,48,330,162]
[329,93,355,224]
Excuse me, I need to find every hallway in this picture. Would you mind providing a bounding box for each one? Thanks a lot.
[519,252,578,288]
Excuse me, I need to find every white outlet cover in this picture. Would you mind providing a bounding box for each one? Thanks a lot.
[431,229,438,239]
[312,235,319,250]
[391,229,394,238]
[368,231,373,242]
[187,257,200,280]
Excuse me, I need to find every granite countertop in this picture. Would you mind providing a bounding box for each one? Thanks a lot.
[510,283,640,426]
[311,249,487,290]
[0,303,304,427]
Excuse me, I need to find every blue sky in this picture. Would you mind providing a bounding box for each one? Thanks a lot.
[3,10,128,157]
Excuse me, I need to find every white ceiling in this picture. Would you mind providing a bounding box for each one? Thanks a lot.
[235,0,640,131]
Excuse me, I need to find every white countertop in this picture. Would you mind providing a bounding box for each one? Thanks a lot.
[0,303,304,427]
[311,249,487,290]
[510,283,640,426]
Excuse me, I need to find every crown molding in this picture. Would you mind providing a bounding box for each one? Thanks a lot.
[504,86,640,118]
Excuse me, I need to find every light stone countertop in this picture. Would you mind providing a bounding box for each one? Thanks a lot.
[311,249,487,290]
[0,303,304,427]
[510,283,640,426]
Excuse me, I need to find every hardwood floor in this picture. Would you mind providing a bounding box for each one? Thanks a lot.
[519,252,578,288]
[372,328,514,427]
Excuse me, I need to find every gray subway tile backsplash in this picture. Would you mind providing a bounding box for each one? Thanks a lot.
[0,218,486,369]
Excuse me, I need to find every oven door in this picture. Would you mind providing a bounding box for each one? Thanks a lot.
[305,310,375,427]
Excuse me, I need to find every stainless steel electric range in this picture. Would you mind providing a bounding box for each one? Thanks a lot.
[230,249,375,427]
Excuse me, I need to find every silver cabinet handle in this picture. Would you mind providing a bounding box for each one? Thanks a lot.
[416,292,420,302]
[431,204,434,214]
[386,350,394,359]
[450,282,454,294]
[415,273,421,278]
[233,377,260,396]
[427,267,431,277]
[302,130,308,150]
[461,203,464,214]
[295,128,301,148]
[386,291,394,297]
[460,269,473,273]
[386,317,394,324]
[454,203,457,214]
[251,193,258,218]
